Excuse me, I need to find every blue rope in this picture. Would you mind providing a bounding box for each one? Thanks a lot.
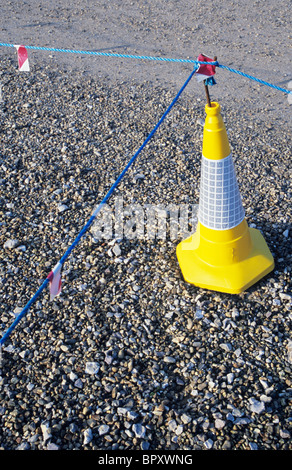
[0,42,290,95]
[0,68,196,346]
[217,63,292,95]
[0,42,204,65]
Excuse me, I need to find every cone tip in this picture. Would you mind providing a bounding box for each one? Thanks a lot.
[205,102,221,115]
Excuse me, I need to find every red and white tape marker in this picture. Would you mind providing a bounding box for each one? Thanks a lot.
[14,45,30,71]
[195,53,216,82]
[47,262,62,301]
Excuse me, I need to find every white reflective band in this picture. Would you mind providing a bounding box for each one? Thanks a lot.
[198,153,245,230]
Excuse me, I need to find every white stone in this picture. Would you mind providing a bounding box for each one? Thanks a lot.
[163,356,176,363]
[85,362,100,374]
[134,173,145,181]
[181,413,191,424]
[234,348,242,357]
[112,244,121,256]
[16,245,26,252]
[196,118,205,127]
[58,204,69,212]
[41,421,52,442]
[219,342,233,352]
[83,428,93,445]
[227,373,234,384]
[125,429,133,438]
[205,438,214,449]
[132,423,146,439]
[14,307,23,315]
[249,397,265,414]
[69,371,78,381]
[279,292,292,301]
[98,424,110,436]
[117,407,128,416]
[47,442,59,450]
[4,239,19,249]
[259,378,269,390]
[215,418,226,430]
[105,351,113,365]
[280,429,290,439]
[175,424,184,436]
[260,394,272,403]
[168,419,177,432]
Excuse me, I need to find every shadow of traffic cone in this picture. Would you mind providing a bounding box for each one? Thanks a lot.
[176,102,274,294]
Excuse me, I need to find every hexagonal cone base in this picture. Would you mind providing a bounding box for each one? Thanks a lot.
[176,227,274,294]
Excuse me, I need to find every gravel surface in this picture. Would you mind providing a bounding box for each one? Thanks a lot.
[0,0,291,451]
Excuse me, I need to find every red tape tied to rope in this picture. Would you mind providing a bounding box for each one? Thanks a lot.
[15,45,30,71]
[195,54,216,81]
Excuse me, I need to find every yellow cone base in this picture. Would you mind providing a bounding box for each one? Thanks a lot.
[176,223,274,294]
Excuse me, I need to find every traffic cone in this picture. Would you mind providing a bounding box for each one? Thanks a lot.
[176,102,274,294]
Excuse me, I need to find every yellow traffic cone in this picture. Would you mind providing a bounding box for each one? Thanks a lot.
[176,102,274,294]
